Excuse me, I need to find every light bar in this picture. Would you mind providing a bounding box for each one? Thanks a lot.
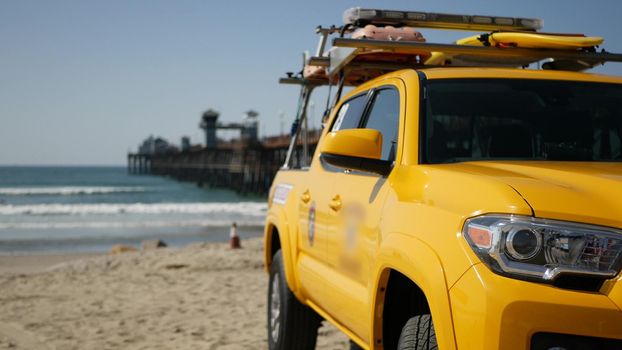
[343,7,543,32]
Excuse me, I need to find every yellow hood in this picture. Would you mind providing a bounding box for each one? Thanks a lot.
[443,161,622,229]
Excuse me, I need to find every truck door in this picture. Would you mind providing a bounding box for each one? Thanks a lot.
[323,84,403,343]
[296,92,370,306]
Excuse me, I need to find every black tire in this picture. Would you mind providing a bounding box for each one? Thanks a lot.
[349,340,364,350]
[397,315,438,350]
[268,250,320,350]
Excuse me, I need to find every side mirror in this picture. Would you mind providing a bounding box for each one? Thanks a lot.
[320,129,392,176]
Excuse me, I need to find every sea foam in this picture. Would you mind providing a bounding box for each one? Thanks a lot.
[0,202,267,216]
[0,186,146,196]
[0,219,264,231]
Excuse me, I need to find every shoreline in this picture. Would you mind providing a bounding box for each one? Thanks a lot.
[0,225,265,258]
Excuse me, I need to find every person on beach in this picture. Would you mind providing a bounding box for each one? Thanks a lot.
[229,222,241,249]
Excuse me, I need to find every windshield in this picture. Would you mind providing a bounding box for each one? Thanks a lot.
[423,79,622,163]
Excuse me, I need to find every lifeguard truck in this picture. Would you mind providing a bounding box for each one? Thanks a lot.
[264,7,622,350]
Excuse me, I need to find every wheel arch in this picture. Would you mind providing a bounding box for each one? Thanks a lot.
[370,232,457,350]
[264,210,299,295]
[264,221,281,271]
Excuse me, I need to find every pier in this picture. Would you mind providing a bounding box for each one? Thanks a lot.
[127,154,151,175]
[128,110,320,195]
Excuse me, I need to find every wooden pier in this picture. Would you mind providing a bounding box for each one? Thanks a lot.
[127,154,152,174]
[128,131,321,195]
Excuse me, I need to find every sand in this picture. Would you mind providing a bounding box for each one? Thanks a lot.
[0,238,350,350]
[0,254,99,275]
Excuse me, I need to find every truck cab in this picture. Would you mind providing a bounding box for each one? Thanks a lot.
[264,8,622,350]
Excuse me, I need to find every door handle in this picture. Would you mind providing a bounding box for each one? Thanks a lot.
[329,195,342,212]
[300,189,311,204]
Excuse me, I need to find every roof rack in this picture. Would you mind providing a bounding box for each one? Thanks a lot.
[278,7,622,170]
[280,7,622,88]
[327,38,622,76]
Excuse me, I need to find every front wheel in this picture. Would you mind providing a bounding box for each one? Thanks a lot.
[349,340,364,349]
[267,250,320,350]
[397,314,438,350]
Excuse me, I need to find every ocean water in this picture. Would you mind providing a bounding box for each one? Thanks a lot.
[0,166,266,255]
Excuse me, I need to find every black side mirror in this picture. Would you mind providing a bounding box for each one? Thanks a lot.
[321,153,392,176]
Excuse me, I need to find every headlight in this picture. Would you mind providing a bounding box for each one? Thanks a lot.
[463,215,622,283]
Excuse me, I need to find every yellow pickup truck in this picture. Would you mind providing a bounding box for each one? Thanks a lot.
[264,8,622,350]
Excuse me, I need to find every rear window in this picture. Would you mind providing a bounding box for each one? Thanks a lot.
[423,79,622,163]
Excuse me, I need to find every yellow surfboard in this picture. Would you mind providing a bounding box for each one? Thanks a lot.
[425,32,604,67]
[460,32,604,49]
[425,34,539,67]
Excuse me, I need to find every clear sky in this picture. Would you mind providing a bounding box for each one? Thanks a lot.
[1,0,621,165]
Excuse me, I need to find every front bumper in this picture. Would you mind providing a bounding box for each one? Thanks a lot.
[449,263,622,350]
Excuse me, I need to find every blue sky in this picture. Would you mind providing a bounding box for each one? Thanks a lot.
[1,0,621,165]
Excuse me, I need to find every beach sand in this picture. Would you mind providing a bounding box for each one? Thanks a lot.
[0,238,350,350]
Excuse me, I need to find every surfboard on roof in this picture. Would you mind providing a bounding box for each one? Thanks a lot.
[426,32,605,67]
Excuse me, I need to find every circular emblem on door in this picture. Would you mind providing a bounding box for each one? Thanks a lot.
[308,202,316,246]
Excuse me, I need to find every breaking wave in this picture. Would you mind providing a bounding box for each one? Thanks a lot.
[0,186,147,196]
[0,202,267,216]
[0,219,264,231]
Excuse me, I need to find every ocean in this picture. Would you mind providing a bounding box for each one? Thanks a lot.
[0,166,266,255]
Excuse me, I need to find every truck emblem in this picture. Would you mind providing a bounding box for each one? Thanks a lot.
[308,202,316,246]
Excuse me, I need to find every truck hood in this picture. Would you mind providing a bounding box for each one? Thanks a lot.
[442,161,622,229]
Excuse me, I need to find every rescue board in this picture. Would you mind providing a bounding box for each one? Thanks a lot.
[424,46,539,67]
[425,32,604,67]
[462,32,604,49]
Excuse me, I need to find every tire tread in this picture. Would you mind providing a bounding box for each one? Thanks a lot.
[397,315,438,350]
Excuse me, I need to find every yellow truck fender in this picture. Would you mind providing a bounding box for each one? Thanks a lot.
[371,231,457,350]
[264,209,301,298]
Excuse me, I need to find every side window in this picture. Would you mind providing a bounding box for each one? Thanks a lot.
[362,88,400,161]
[331,93,368,131]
